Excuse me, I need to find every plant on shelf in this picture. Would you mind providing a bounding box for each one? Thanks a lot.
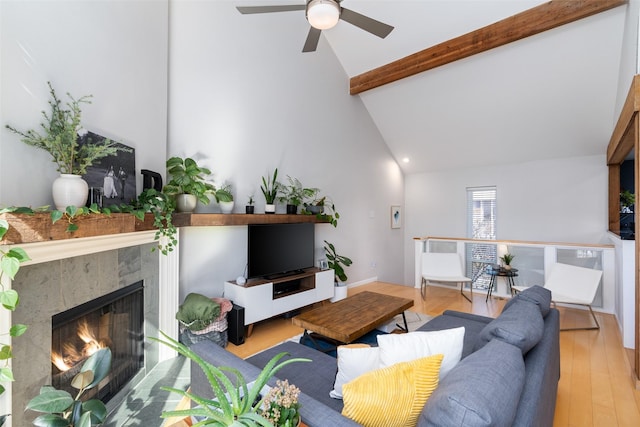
[152,331,310,426]
[5,82,120,176]
[246,195,255,214]
[620,189,635,213]
[278,176,319,215]
[5,82,122,210]
[261,168,280,214]
[0,210,31,426]
[499,253,515,270]
[323,240,353,285]
[260,379,302,427]
[119,188,177,255]
[26,348,112,427]
[304,196,340,227]
[215,183,235,214]
[163,157,216,212]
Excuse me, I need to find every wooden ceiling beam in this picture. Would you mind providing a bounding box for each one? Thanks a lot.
[349,0,627,95]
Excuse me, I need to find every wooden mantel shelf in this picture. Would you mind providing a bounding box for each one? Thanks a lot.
[172,213,327,227]
[0,212,329,245]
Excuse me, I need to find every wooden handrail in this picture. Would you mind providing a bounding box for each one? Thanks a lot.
[414,236,614,249]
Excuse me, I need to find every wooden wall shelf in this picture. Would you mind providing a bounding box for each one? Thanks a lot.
[172,213,328,227]
[0,212,329,245]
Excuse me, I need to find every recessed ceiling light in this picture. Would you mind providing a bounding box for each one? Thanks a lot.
[402,157,410,163]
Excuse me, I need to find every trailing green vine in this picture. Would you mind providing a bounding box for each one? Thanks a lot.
[0,208,32,422]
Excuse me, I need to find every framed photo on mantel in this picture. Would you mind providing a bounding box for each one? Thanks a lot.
[391,205,402,229]
[81,131,136,207]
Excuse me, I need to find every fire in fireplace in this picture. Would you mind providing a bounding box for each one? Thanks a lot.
[51,281,144,403]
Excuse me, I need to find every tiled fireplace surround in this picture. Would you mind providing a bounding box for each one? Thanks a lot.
[4,232,180,426]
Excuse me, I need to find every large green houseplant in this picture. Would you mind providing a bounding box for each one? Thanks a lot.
[5,82,121,210]
[152,331,310,426]
[163,157,216,213]
[5,82,120,176]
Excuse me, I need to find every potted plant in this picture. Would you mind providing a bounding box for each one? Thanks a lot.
[26,348,112,426]
[278,176,319,215]
[152,331,310,426]
[163,156,216,213]
[304,196,340,227]
[261,168,280,214]
[620,189,635,213]
[215,183,234,214]
[129,188,177,255]
[5,82,120,210]
[324,240,352,302]
[246,195,255,214]
[259,379,302,427]
[499,253,515,270]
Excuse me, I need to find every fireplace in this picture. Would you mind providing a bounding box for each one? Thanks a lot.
[7,240,175,427]
[51,281,144,403]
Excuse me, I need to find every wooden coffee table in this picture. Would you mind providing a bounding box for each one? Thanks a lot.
[292,291,414,344]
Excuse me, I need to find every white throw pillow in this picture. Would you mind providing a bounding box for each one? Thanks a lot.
[377,327,465,379]
[330,344,380,399]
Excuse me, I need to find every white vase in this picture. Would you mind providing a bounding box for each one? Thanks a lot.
[265,203,276,214]
[220,201,234,214]
[52,174,89,210]
[176,194,198,212]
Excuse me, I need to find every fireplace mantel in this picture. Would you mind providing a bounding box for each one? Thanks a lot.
[1,212,329,245]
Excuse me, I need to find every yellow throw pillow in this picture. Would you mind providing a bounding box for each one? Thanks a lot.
[341,354,443,427]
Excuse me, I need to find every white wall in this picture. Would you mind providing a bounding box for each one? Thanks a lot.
[615,0,640,116]
[168,1,405,298]
[404,154,608,284]
[0,0,169,207]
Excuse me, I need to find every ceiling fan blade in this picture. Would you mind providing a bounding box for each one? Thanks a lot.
[236,5,306,14]
[302,26,322,53]
[339,7,394,39]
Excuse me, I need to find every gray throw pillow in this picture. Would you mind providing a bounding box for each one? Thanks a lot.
[418,339,525,427]
[476,298,544,354]
[503,285,551,317]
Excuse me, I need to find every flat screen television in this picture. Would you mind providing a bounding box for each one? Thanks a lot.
[247,223,315,279]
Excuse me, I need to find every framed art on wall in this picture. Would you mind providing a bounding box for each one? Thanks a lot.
[391,205,402,229]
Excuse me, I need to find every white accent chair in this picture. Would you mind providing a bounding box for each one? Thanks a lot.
[513,262,603,330]
[421,252,473,302]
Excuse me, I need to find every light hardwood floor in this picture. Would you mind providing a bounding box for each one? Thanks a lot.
[224,282,640,427]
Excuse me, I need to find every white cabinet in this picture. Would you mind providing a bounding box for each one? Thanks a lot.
[224,268,334,326]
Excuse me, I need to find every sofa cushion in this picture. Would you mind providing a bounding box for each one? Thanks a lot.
[503,285,551,317]
[417,311,491,359]
[418,339,525,427]
[377,327,464,379]
[330,344,380,399]
[343,354,443,427]
[476,299,543,354]
[246,341,345,413]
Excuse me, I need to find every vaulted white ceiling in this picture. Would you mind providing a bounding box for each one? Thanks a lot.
[241,0,628,174]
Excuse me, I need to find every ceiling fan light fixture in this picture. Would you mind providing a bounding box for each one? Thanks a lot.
[306,0,340,30]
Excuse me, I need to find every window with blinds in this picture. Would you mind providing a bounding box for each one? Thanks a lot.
[466,186,497,289]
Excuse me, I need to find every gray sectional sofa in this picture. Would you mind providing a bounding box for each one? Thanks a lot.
[190,285,560,427]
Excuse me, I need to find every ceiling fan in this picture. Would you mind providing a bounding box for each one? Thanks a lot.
[236,0,394,53]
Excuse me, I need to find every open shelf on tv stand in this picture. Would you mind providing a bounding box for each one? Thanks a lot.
[224,268,334,337]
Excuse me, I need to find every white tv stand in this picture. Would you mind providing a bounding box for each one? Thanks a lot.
[224,268,334,334]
